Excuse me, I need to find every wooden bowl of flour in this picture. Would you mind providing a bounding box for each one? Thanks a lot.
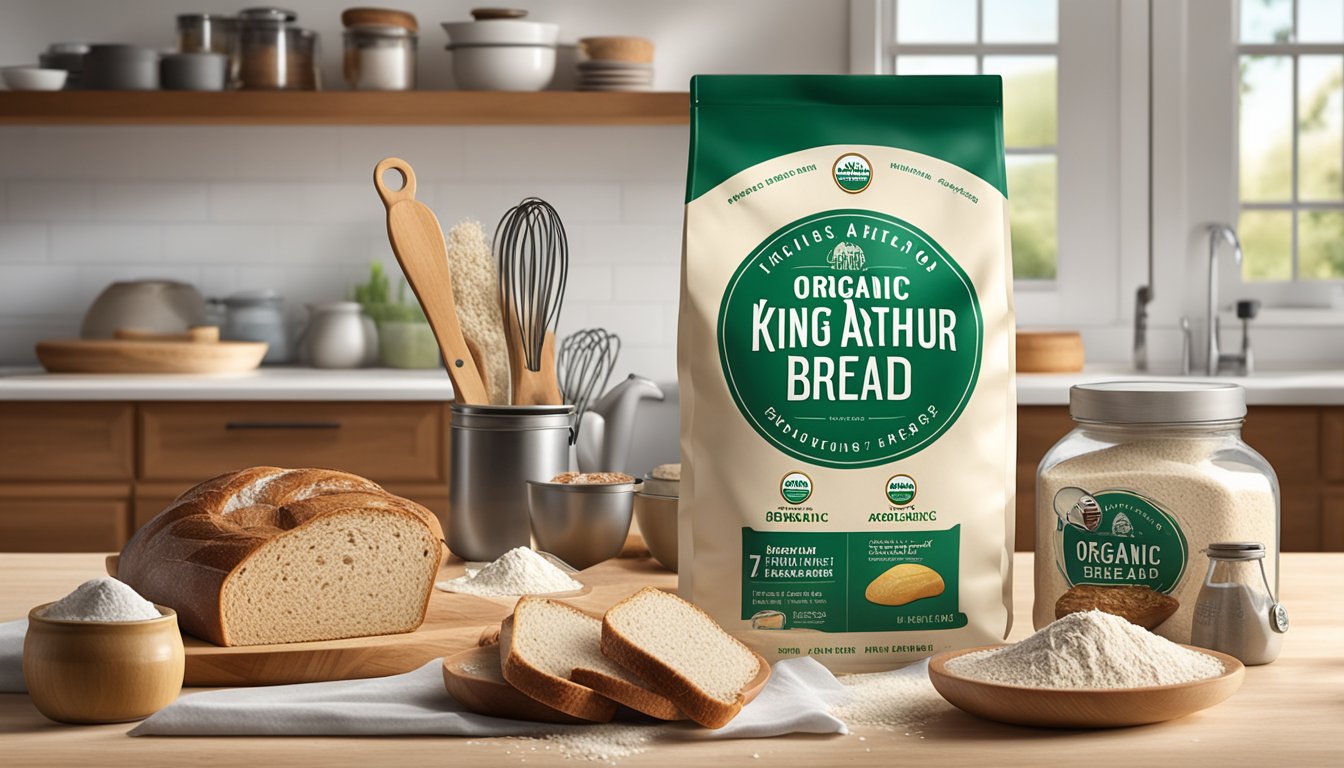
[24,602,185,723]
[928,644,1245,728]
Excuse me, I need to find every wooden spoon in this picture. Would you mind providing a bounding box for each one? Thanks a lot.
[374,157,490,405]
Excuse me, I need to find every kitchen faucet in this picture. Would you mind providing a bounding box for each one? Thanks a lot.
[1200,224,1254,376]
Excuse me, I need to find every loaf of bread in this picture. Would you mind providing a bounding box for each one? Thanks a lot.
[119,467,445,647]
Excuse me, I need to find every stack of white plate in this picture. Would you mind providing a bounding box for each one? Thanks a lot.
[576,60,653,92]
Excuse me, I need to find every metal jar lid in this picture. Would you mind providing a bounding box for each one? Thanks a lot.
[450,403,573,431]
[1069,381,1247,424]
[1203,541,1267,560]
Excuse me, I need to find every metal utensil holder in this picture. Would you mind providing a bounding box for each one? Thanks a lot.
[449,404,573,562]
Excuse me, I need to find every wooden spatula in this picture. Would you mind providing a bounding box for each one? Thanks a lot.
[374,157,490,405]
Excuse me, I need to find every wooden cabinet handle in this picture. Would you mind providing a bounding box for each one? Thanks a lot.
[224,421,342,430]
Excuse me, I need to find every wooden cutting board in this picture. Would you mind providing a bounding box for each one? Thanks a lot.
[106,554,675,686]
[36,336,267,374]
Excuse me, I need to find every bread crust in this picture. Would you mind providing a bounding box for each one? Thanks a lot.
[118,467,445,646]
[569,666,686,721]
[498,612,616,723]
[600,587,754,729]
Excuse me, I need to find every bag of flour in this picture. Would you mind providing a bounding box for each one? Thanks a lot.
[679,75,1016,673]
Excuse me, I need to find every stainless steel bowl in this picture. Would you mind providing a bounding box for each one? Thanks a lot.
[526,480,637,570]
[633,491,677,572]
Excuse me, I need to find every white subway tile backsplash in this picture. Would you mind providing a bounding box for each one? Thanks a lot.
[338,127,465,180]
[210,183,383,225]
[0,316,78,365]
[460,126,687,182]
[274,224,374,264]
[6,181,94,222]
[613,264,680,303]
[196,265,239,299]
[228,128,343,180]
[584,302,665,346]
[614,344,676,382]
[569,222,682,264]
[0,265,80,316]
[163,224,276,263]
[50,224,161,263]
[433,181,621,231]
[621,182,683,223]
[0,224,48,263]
[235,266,290,298]
[0,125,690,366]
[563,264,614,303]
[96,182,209,223]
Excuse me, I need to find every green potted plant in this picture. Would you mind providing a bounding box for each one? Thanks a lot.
[352,262,440,369]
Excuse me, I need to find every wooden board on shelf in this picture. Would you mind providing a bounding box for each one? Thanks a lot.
[0,91,690,126]
[104,553,675,686]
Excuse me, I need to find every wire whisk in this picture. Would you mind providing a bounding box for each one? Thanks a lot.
[558,327,621,438]
[494,197,569,373]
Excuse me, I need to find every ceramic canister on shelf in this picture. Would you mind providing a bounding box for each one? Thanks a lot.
[160,52,228,91]
[83,44,159,90]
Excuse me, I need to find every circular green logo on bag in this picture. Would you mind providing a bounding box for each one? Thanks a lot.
[718,209,982,469]
[833,153,872,193]
[780,471,812,504]
[886,474,917,505]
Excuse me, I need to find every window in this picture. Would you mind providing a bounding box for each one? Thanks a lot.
[888,0,1061,281]
[855,0,1136,328]
[1237,0,1344,282]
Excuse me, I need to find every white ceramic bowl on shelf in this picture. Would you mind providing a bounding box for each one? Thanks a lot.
[440,19,558,46]
[2,66,68,91]
[447,44,556,91]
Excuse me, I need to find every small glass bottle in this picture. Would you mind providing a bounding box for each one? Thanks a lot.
[1191,541,1287,665]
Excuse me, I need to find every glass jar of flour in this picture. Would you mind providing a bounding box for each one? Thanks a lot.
[1034,382,1279,644]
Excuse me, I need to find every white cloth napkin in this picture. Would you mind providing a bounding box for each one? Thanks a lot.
[131,656,849,738]
[0,619,28,693]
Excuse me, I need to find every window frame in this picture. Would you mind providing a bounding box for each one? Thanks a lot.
[850,0,1149,331]
[1235,31,1344,288]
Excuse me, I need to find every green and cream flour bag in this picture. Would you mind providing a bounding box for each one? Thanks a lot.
[679,75,1016,673]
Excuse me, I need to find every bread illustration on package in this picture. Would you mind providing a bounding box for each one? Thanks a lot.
[680,76,1016,673]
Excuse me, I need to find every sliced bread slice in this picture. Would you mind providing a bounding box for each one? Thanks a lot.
[600,587,763,728]
[443,644,587,724]
[499,597,683,722]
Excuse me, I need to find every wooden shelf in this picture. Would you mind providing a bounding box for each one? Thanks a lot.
[0,91,690,126]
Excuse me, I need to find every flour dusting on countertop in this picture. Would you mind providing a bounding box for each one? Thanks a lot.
[438,547,582,596]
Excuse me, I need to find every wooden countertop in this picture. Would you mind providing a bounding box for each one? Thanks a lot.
[1,552,1340,767]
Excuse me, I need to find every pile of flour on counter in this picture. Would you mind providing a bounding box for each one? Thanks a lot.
[947,610,1225,688]
[42,577,161,621]
[438,547,582,596]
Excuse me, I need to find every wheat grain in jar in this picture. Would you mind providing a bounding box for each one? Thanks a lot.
[1035,382,1279,644]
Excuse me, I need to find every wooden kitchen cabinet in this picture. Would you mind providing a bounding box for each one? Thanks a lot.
[0,484,130,552]
[140,402,445,482]
[0,403,133,481]
[0,401,452,552]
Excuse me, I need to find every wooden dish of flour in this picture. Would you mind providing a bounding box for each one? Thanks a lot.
[927,644,1245,728]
